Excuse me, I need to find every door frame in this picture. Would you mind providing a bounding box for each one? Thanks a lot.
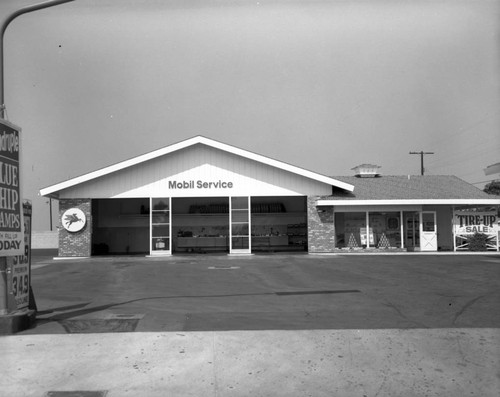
[229,196,252,254]
[150,197,172,256]
[403,211,420,250]
[420,211,437,251]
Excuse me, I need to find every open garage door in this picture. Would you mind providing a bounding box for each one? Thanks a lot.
[91,198,150,255]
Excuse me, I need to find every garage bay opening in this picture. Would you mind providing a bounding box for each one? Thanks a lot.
[251,196,307,252]
[92,198,150,255]
[172,197,230,253]
[91,196,307,256]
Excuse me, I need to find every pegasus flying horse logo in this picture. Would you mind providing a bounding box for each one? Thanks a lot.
[64,213,83,228]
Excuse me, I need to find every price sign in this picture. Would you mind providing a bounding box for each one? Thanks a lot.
[7,201,31,310]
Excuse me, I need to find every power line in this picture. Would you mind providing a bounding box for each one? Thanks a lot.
[425,146,498,168]
[409,151,434,175]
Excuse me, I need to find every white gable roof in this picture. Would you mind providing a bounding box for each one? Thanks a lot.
[40,136,354,197]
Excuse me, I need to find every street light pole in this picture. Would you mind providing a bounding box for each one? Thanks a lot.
[0,0,76,119]
[0,0,75,324]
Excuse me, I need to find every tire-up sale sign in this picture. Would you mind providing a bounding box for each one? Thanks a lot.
[0,120,23,256]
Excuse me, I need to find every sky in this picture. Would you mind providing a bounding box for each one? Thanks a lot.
[1,0,499,230]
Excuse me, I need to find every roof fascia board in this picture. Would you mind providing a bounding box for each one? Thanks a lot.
[40,136,354,197]
[200,137,354,192]
[40,138,197,196]
[317,199,500,206]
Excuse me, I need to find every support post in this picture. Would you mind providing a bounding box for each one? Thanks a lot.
[0,0,75,333]
[452,205,457,252]
[365,211,370,248]
[0,258,7,315]
[400,210,404,249]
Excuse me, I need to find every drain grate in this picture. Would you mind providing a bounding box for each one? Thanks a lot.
[58,314,144,333]
[46,392,108,397]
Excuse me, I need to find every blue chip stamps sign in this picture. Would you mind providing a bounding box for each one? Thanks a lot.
[0,120,23,256]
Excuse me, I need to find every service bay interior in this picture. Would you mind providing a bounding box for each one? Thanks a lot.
[91,196,307,255]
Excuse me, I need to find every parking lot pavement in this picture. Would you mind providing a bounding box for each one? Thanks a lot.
[2,253,499,396]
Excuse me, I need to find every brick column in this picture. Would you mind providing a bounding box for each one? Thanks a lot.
[307,197,335,253]
[58,199,92,257]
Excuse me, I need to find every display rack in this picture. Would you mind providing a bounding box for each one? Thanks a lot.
[287,223,307,248]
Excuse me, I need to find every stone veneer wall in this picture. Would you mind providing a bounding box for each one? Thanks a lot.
[307,197,335,253]
[58,199,92,257]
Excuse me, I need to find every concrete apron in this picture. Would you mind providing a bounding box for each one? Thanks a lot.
[1,328,498,397]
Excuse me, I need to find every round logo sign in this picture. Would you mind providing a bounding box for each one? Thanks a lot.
[62,208,86,232]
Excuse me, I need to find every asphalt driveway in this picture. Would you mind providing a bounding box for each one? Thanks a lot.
[24,253,500,334]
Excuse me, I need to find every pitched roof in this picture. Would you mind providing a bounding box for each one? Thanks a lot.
[317,175,500,205]
[40,135,354,197]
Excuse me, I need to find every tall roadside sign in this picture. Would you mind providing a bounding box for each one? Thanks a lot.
[0,119,23,256]
[0,119,27,333]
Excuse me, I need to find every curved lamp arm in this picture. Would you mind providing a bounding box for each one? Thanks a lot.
[0,0,76,118]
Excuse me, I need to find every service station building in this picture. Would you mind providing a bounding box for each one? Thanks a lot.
[40,136,500,257]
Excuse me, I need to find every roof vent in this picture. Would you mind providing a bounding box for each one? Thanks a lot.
[352,164,381,178]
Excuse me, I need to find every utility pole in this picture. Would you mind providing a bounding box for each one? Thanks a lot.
[409,151,434,176]
[49,198,53,231]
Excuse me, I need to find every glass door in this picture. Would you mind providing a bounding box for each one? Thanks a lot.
[420,211,437,251]
[404,212,420,250]
[230,196,251,254]
[150,197,171,255]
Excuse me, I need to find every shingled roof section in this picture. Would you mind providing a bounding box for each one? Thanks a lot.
[323,175,493,201]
